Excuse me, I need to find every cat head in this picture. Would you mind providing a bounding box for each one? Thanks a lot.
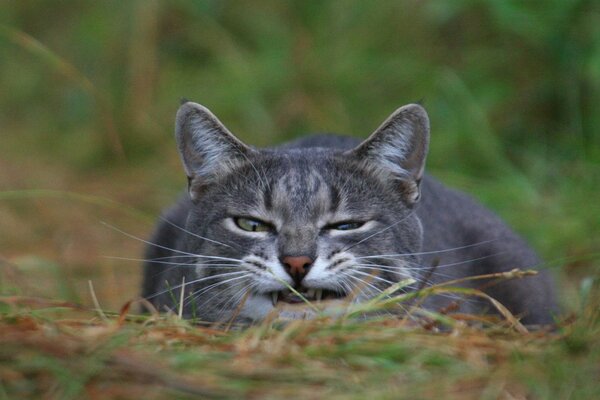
[174,101,430,322]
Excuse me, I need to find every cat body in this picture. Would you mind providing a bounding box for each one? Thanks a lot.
[142,102,557,325]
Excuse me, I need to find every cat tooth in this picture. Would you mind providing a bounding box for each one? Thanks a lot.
[271,292,279,306]
[307,288,316,299]
[315,289,323,302]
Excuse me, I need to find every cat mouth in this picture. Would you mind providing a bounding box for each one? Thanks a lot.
[269,288,345,306]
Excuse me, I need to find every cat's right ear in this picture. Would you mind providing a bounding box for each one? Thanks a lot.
[347,104,430,205]
[175,102,255,201]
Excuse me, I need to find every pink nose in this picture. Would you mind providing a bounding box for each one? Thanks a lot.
[281,256,313,284]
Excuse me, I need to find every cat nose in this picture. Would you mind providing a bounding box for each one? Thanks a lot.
[280,256,314,285]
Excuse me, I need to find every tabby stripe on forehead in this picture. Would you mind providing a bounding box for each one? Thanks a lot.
[310,176,321,194]
[329,185,340,213]
[263,184,273,211]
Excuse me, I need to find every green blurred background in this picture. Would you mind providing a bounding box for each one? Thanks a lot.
[0,0,598,310]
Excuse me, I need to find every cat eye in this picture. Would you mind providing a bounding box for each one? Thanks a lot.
[234,217,273,233]
[326,221,365,231]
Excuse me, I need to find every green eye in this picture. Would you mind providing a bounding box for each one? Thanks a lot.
[234,217,272,232]
[328,221,365,231]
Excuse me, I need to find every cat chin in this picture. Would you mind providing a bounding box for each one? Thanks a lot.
[239,294,274,321]
[241,293,352,322]
[272,299,350,321]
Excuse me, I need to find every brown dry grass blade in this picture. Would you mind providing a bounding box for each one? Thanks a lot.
[0,295,83,310]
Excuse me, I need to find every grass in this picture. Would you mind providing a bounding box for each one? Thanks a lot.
[1,269,599,399]
[0,1,599,398]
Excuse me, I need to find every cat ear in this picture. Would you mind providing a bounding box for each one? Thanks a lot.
[348,104,430,204]
[175,101,255,201]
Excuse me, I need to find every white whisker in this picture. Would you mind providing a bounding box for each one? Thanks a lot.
[158,216,237,250]
[354,263,404,271]
[146,271,248,300]
[102,222,217,259]
[105,255,242,268]
[341,272,384,296]
[349,269,397,286]
[413,252,506,271]
[355,239,499,260]
[187,274,251,301]
[343,211,416,251]
[189,276,252,310]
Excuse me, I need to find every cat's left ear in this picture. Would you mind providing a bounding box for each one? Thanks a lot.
[348,104,430,204]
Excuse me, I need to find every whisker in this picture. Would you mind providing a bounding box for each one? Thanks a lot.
[188,276,252,309]
[187,274,252,301]
[195,264,245,268]
[218,282,257,315]
[139,254,194,261]
[355,264,456,281]
[105,255,242,267]
[129,253,239,264]
[191,254,243,263]
[354,263,404,272]
[411,252,507,271]
[357,252,506,272]
[349,269,398,286]
[101,222,214,259]
[342,211,416,252]
[403,280,479,305]
[355,239,499,259]
[236,147,272,195]
[146,271,248,301]
[337,277,358,302]
[105,255,195,266]
[345,263,472,313]
[341,273,405,316]
[341,272,385,296]
[102,222,243,264]
[158,216,238,250]
[149,254,237,261]
[348,274,418,315]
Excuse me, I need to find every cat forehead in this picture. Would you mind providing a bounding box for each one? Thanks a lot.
[254,148,342,181]
[253,148,387,193]
[261,151,340,217]
[271,165,331,208]
[205,147,401,227]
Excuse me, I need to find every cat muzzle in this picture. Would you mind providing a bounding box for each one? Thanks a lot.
[269,287,344,306]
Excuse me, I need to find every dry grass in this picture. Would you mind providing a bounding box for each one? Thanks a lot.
[1,262,599,400]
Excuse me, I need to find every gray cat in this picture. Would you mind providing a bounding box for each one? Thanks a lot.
[142,101,557,326]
